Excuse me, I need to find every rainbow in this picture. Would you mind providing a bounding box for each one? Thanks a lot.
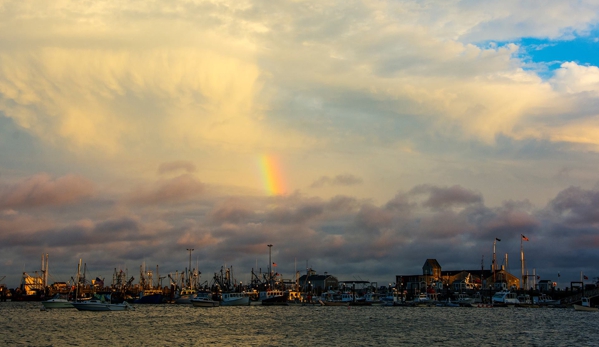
[260,155,286,195]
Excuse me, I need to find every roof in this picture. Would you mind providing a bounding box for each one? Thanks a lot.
[424,259,441,269]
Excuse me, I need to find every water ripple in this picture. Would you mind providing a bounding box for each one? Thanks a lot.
[1,303,598,346]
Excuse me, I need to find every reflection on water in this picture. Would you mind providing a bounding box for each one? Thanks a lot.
[1,302,598,346]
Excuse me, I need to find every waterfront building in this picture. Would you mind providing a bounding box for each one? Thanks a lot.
[396,259,520,294]
[298,272,339,295]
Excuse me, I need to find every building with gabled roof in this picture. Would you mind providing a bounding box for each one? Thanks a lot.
[396,259,520,294]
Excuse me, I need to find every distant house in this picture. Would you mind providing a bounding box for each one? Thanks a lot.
[396,259,444,293]
[298,273,338,295]
[537,280,553,291]
[423,259,441,278]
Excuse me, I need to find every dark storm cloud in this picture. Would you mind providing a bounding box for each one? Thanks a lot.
[40,217,142,248]
[410,184,483,210]
[548,186,599,225]
[483,201,539,237]
[309,174,363,188]
[385,192,415,213]
[209,198,256,224]
[354,204,394,233]
[325,195,361,214]
[158,161,197,175]
[126,174,204,205]
[0,173,94,209]
[266,202,325,224]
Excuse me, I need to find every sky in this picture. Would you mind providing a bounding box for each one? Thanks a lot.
[1,0,599,289]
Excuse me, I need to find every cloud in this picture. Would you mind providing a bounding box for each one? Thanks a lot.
[551,62,599,95]
[409,184,483,210]
[0,181,598,288]
[125,174,204,205]
[0,173,94,209]
[209,198,256,224]
[547,186,599,225]
[158,161,197,175]
[310,174,363,188]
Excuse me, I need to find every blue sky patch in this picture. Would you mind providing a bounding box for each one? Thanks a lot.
[521,36,599,67]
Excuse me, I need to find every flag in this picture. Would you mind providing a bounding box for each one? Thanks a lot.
[521,234,529,241]
[272,262,277,267]
[537,276,540,280]
[558,272,561,278]
[584,275,589,280]
[495,238,501,242]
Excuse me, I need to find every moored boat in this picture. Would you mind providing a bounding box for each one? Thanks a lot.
[261,291,289,306]
[573,297,598,312]
[319,291,355,306]
[455,293,475,307]
[220,292,250,306]
[411,292,439,306]
[174,288,200,304]
[491,290,519,307]
[72,294,134,311]
[41,294,74,309]
[133,289,164,304]
[191,296,220,307]
[534,293,561,306]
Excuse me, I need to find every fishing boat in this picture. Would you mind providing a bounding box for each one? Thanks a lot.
[133,289,164,304]
[491,290,519,307]
[220,292,250,306]
[411,292,439,306]
[361,292,384,305]
[534,293,561,306]
[174,288,200,304]
[261,290,289,306]
[573,297,598,312]
[41,294,74,309]
[380,291,404,306]
[319,291,355,306]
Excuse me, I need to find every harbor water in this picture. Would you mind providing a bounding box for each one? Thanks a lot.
[1,302,598,346]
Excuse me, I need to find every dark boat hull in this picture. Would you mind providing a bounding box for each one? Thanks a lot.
[134,294,164,304]
[262,294,289,306]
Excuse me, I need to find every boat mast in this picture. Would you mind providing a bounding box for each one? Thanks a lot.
[75,259,81,302]
[481,255,484,290]
[267,244,273,289]
[520,237,525,289]
[41,253,49,289]
[187,248,194,289]
[493,238,498,284]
